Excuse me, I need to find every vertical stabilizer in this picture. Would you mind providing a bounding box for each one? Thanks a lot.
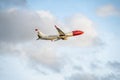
[35,29,45,39]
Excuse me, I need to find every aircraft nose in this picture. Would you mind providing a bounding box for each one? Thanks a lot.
[72,30,84,36]
[79,31,84,34]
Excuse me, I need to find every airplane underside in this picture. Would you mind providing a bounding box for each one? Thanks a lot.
[38,35,68,41]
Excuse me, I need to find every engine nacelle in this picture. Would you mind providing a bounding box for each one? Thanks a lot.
[72,30,84,36]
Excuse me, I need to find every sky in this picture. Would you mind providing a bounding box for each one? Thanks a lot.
[0,0,120,80]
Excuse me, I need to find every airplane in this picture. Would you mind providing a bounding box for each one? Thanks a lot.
[35,25,84,41]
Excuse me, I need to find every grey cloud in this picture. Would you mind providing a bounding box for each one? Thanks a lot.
[29,60,63,74]
[67,73,120,80]
[0,9,58,43]
[92,37,105,47]
[67,73,97,80]
[0,0,27,9]
[107,61,120,72]
[0,41,64,73]
[90,63,99,70]
[101,73,120,80]
[29,52,64,73]
[0,9,36,42]
[27,43,65,73]
[73,66,83,71]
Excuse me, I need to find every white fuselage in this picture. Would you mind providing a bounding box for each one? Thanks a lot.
[37,33,72,41]
[39,35,59,40]
[35,25,84,41]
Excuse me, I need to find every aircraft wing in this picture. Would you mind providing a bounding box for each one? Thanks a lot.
[55,25,65,36]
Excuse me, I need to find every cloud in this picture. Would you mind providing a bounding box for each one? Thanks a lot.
[0,8,64,72]
[27,42,64,73]
[0,39,119,80]
[96,4,120,17]
[0,8,102,47]
[0,41,64,73]
[62,14,102,47]
[101,73,120,80]
[0,1,119,80]
[1,53,120,80]
[0,8,106,80]
[0,9,35,42]
[67,73,97,80]
[0,9,58,43]
[0,0,27,9]
[107,61,120,73]
[0,55,65,80]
